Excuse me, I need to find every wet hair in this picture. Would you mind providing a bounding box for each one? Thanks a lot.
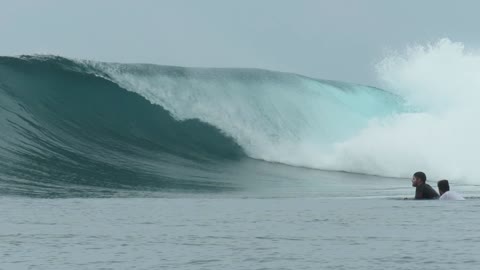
[437,179,450,193]
[413,172,427,183]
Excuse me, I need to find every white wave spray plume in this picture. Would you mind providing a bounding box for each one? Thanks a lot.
[329,39,480,182]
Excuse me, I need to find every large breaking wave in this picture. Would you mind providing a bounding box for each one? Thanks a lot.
[6,39,474,196]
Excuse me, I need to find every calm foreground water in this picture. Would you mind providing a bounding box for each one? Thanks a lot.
[1,194,478,270]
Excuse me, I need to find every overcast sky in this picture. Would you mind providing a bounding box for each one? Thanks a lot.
[1,0,479,85]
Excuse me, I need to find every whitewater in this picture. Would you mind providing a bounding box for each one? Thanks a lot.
[90,38,480,182]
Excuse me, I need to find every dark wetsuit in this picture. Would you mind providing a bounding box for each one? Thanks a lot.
[415,183,439,199]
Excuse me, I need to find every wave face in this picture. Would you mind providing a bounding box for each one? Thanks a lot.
[0,55,403,196]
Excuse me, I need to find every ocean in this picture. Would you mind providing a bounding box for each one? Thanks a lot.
[2,196,479,270]
[1,39,479,269]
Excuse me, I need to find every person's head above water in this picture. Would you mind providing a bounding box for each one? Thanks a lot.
[437,179,450,195]
[411,171,439,199]
[412,171,427,187]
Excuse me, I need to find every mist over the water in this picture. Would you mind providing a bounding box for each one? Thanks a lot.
[327,39,480,182]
